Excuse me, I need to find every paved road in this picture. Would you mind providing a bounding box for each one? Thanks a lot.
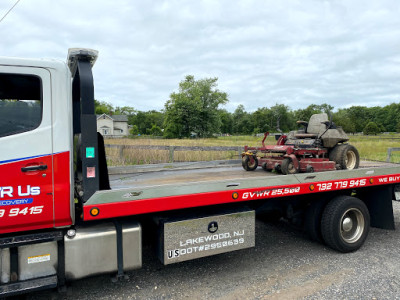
[29,201,400,300]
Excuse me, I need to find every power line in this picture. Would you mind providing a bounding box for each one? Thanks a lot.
[0,0,21,24]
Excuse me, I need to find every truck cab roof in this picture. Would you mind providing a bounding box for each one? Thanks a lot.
[0,56,69,73]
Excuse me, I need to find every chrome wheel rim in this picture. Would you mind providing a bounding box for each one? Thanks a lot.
[340,208,364,243]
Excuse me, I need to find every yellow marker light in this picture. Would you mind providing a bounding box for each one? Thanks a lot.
[309,184,315,191]
[90,207,100,217]
[232,192,239,200]
[369,178,374,184]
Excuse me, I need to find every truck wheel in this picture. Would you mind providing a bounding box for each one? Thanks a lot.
[321,196,370,253]
[281,158,298,175]
[329,144,359,170]
[304,200,328,243]
[242,155,258,171]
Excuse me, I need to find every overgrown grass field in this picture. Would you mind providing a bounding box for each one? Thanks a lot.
[348,135,400,162]
[104,134,400,166]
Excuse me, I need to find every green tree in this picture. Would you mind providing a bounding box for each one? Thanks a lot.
[218,109,233,134]
[379,103,400,132]
[270,104,293,132]
[252,107,272,133]
[363,122,380,135]
[232,105,253,134]
[293,103,334,125]
[147,124,162,136]
[345,106,371,133]
[94,100,114,115]
[115,106,136,116]
[146,110,164,129]
[333,109,356,134]
[294,104,323,123]
[163,75,228,138]
[130,125,139,136]
[129,110,164,134]
[318,103,334,115]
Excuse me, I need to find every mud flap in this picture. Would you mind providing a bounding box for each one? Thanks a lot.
[359,185,395,230]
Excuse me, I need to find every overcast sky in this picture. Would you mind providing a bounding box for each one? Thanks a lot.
[1,0,399,112]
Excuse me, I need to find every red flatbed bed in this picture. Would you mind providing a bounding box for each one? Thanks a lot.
[83,161,400,221]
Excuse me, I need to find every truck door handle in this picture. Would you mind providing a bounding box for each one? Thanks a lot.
[21,165,48,172]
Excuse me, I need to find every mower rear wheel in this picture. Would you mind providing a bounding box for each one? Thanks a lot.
[281,158,298,175]
[242,155,258,171]
[342,145,359,170]
[330,144,359,170]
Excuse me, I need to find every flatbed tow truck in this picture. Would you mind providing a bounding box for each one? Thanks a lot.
[0,49,399,297]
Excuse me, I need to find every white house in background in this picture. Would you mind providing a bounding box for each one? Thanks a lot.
[97,114,129,137]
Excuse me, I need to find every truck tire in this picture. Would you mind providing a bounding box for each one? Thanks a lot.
[281,158,298,175]
[329,144,359,170]
[304,200,328,243]
[242,155,258,171]
[321,196,370,253]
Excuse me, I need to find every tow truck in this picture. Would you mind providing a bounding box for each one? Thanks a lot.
[0,48,399,297]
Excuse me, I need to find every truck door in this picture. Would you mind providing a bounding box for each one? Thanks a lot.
[0,67,54,234]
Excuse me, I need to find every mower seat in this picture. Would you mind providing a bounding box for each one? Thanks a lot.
[295,113,329,137]
[285,113,329,146]
[306,113,329,135]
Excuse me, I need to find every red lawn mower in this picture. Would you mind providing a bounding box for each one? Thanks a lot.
[242,113,360,174]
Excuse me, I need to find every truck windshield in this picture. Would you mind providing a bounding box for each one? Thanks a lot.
[0,73,42,138]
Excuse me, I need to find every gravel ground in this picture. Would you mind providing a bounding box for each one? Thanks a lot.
[27,201,400,300]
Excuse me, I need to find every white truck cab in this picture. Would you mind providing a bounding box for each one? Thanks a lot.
[0,56,74,234]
